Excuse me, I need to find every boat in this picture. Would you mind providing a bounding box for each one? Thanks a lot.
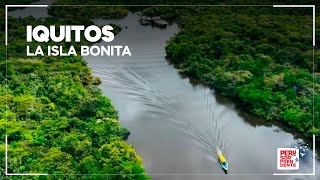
[218,151,228,172]
[140,20,150,26]
[139,15,168,28]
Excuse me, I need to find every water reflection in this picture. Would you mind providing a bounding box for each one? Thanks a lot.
[85,13,319,180]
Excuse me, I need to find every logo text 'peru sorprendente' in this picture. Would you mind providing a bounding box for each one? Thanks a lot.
[277,148,299,170]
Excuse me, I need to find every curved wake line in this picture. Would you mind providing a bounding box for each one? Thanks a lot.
[91,63,227,164]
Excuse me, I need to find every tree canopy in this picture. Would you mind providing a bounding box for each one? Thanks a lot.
[0,4,149,179]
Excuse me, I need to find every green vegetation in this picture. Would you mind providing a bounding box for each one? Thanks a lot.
[1,0,319,178]
[0,4,149,179]
[141,6,320,138]
[49,0,128,19]
[48,0,320,140]
[2,0,37,6]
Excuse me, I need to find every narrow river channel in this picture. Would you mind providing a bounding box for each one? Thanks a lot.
[85,13,319,180]
[9,5,319,180]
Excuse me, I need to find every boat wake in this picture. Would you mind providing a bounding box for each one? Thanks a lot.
[90,62,227,172]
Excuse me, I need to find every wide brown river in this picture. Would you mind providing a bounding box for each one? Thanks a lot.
[10,5,319,180]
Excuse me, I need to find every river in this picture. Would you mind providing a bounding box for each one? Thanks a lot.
[8,0,55,18]
[9,4,319,180]
[85,13,319,180]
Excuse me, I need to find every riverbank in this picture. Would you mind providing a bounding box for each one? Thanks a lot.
[0,4,149,178]
[85,12,319,179]
[139,6,319,140]
[2,1,319,179]
[42,0,320,141]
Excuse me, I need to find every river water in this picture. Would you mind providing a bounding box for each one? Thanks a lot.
[9,4,319,180]
[85,13,319,180]
[8,0,55,18]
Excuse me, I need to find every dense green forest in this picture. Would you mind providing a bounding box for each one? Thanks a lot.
[48,0,128,19]
[0,3,149,179]
[1,0,319,178]
[142,6,320,139]
[48,0,320,140]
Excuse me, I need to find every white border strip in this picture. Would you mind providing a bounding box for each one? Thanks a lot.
[5,5,48,46]
[5,135,48,176]
[5,5,7,46]
[272,4,316,176]
[6,5,48,7]
[5,135,7,175]
[313,134,316,175]
[50,5,272,7]
[5,4,49,176]
[273,5,315,46]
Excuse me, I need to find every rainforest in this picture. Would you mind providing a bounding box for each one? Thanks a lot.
[0,1,148,179]
[1,0,319,179]
[50,0,318,138]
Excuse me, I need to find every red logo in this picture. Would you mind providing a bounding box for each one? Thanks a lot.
[277,148,299,170]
